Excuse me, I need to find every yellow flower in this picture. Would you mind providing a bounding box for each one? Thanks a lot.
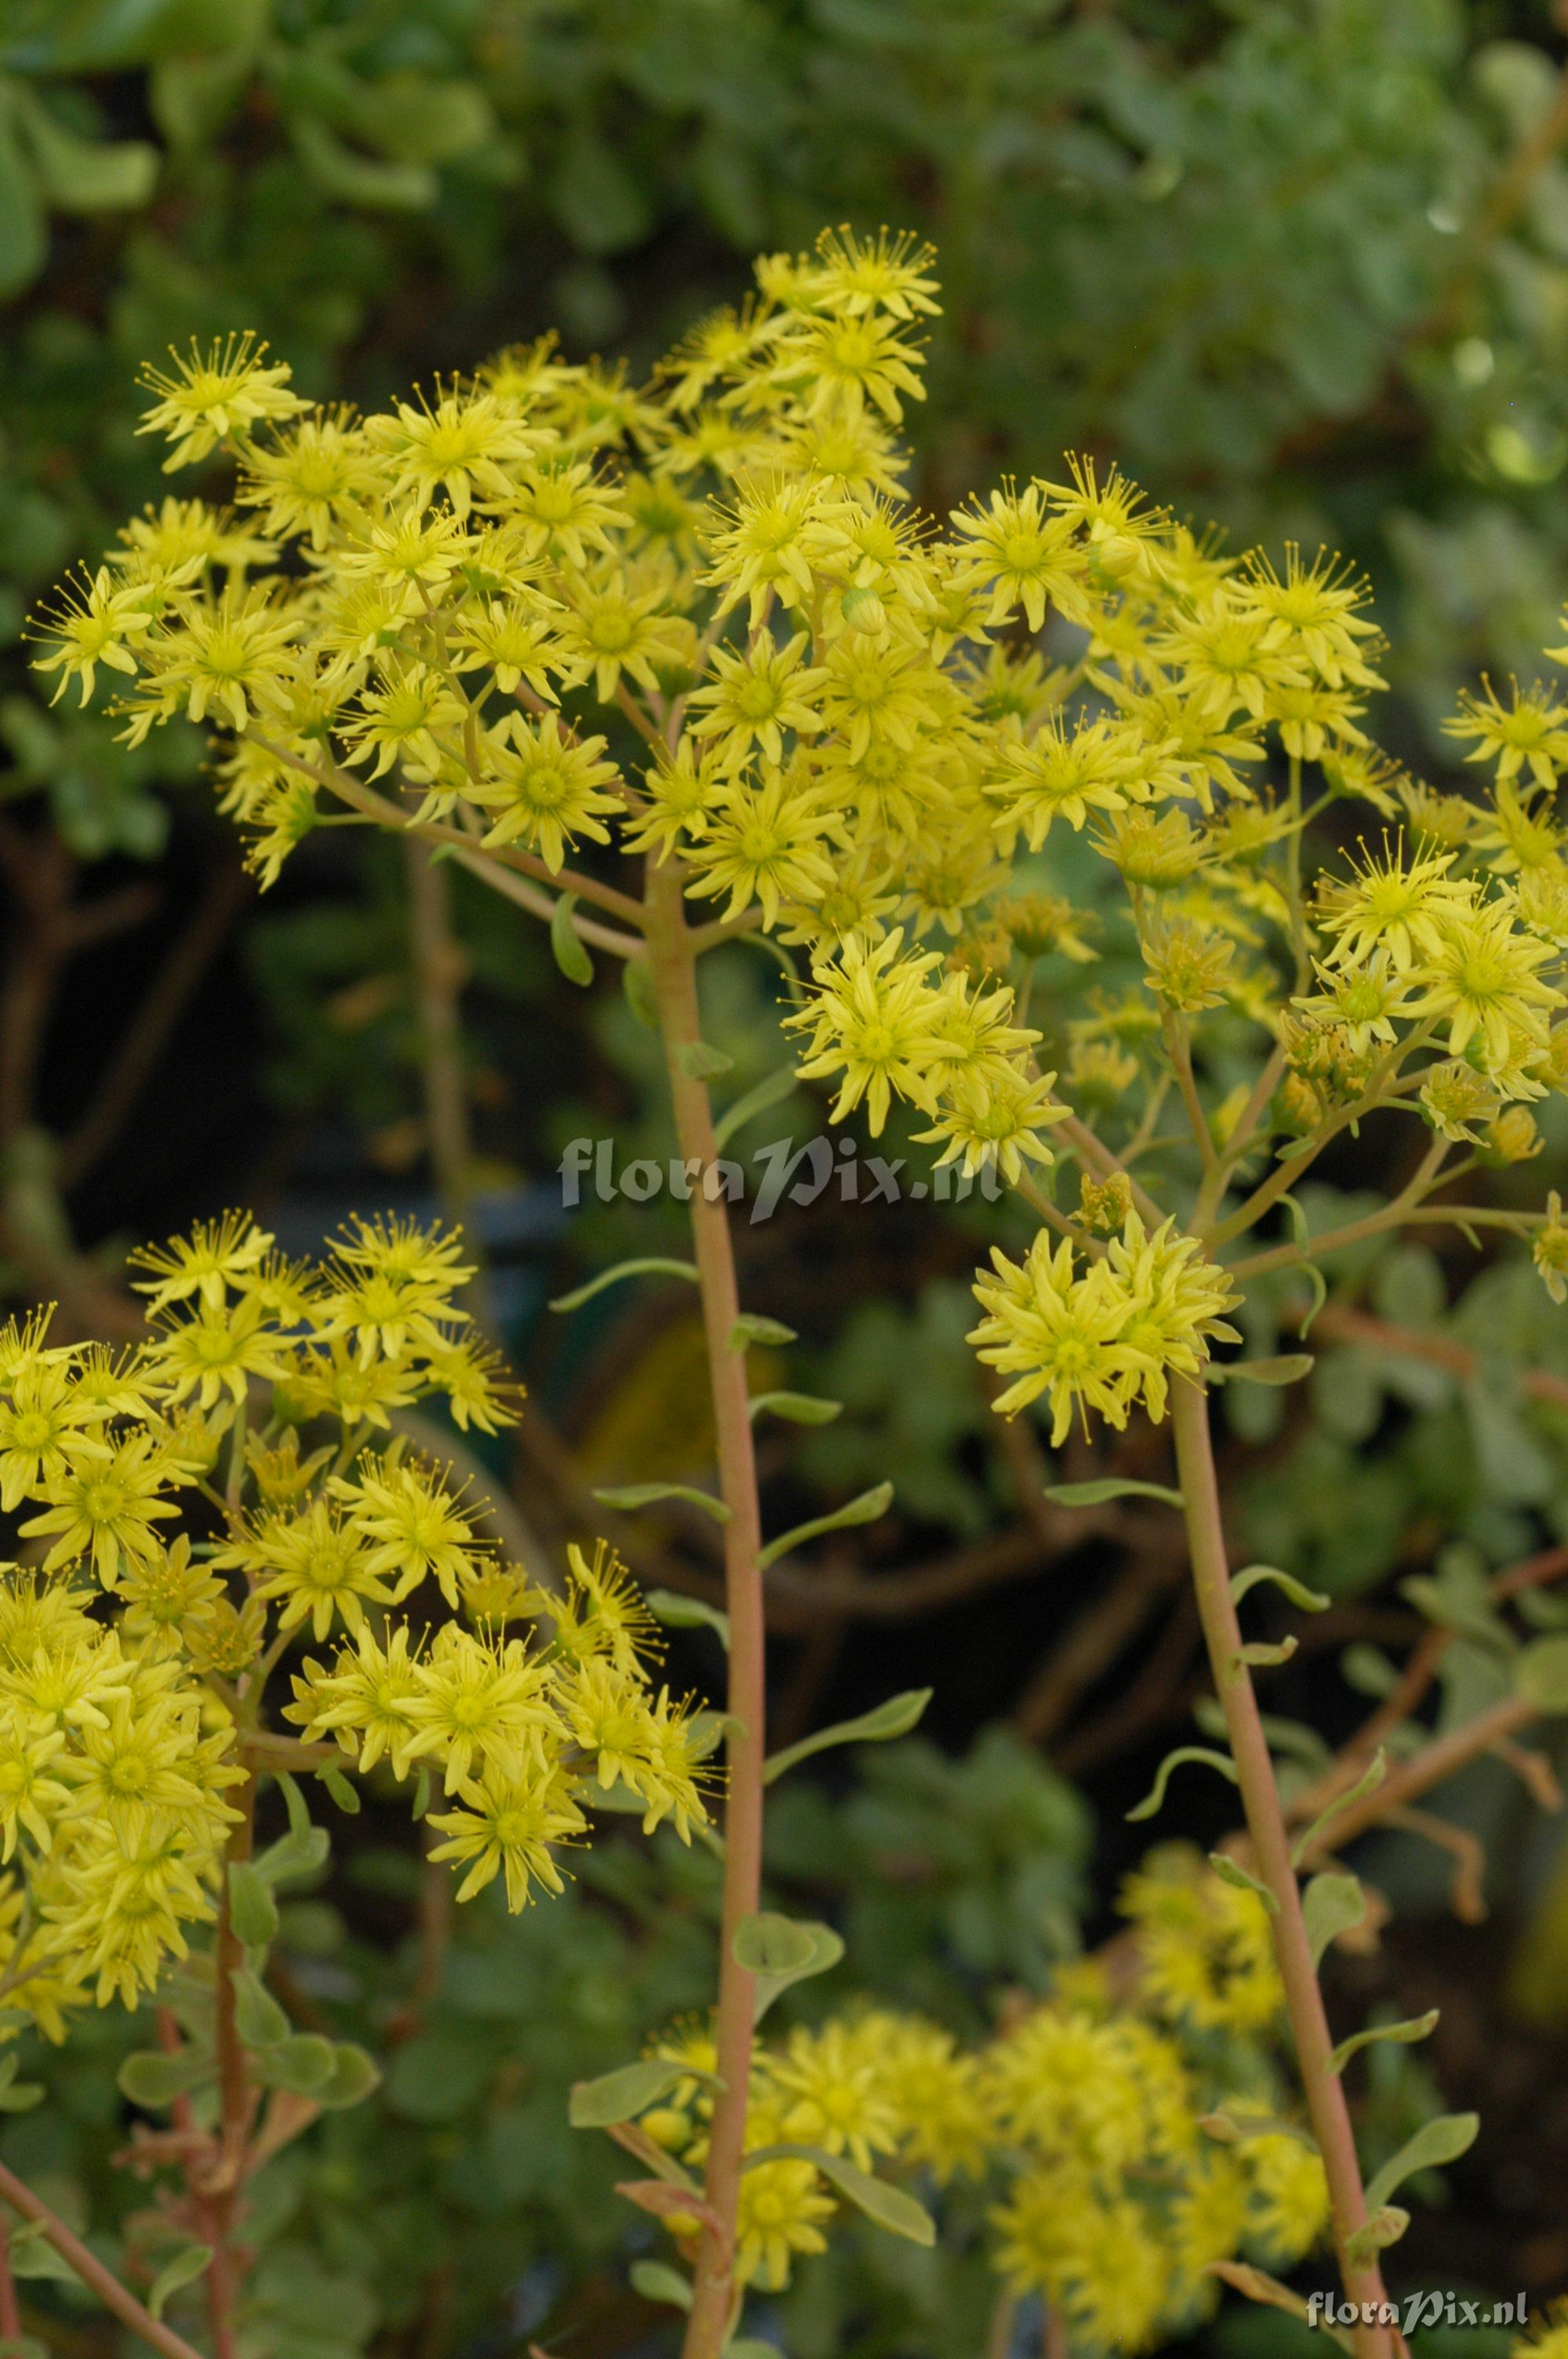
[143,1291,289,1409]
[20,1434,183,1590]
[230,1496,394,1643]
[470,711,622,874]
[427,1757,586,1910]
[128,1210,274,1314]
[788,927,948,1134]
[688,631,826,769]
[1444,677,1568,788]
[330,1454,485,1607]
[685,762,842,928]
[137,333,305,470]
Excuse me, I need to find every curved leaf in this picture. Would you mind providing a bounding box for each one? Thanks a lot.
[147,2245,212,2321]
[646,1588,731,1647]
[1303,1871,1366,1968]
[1230,1563,1330,1613]
[713,1063,799,1151]
[748,1390,842,1426]
[550,1256,699,1313]
[1328,2008,1440,2077]
[759,1481,892,1569]
[1044,1477,1182,1507]
[1291,1749,1386,1865]
[1126,1745,1239,1823]
[1363,2111,1479,2212]
[764,1688,931,1784]
[742,2144,934,2245]
[592,1481,731,1521]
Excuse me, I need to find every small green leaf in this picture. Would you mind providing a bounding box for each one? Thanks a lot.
[742,2144,934,2246]
[147,2245,212,2321]
[1211,1354,1315,1387]
[728,1313,798,1350]
[1044,1478,1184,1507]
[623,956,660,1030]
[713,1063,798,1153]
[1517,1633,1568,1710]
[758,1481,892,1569]
[1346,2206,1410,2267]
[7,2224,80,2284]
[733,1914,818,1975]
[630,2260,693,2311]
[1303,1871,1366,1968]
[1363,2111,1479,2213]
[118,2048,214,2110]
[255,2034,336,2094]
[321,1766,360,1814]
[1231,1636,1298,1670]
[550,892,594,985]
[0,2055,45,2114]
[734,1913,845,2023]
[748,1390,842,1426]
[253,1822,330,1885]
[646,1588,731,1646]
[1205,2259,1345,2343]
[1126,1745,1239,1823]
[592,1481,731,1521]
[570,2057,689,2129]
[1292,1750,1386,1866]
[1230,1563,1331,1612]
[227,1860,279,1950]
[764,1688,931,1784]
[676,1038,734,1078]
[232,1966,290,2050]
[15,94,157,211]
[1327,2008,1440,2076]
[314,2041,381,2109]
[1208,1852,1279,1914]
[256,1776,330,1884]
[550,1256,699,1312]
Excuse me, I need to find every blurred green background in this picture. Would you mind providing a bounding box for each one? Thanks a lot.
[5,2,1568,2353]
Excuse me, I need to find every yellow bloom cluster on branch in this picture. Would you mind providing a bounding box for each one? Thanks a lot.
[35,220,1568,1456]
[0,1216,707,2035]
[636,1847,1325,2347]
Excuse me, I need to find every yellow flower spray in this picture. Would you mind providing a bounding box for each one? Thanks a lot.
[31,220,1568,2357]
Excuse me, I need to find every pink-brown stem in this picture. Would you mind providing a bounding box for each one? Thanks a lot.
[1170,1377,1394,2359]
[0,2157,207,2359]
[643,862,767,2359]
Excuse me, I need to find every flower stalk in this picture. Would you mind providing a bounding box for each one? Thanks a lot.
[644,859,768,2359]
[1170,1376,1393,2359]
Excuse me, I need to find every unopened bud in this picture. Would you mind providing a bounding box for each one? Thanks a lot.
[840,583,887,634]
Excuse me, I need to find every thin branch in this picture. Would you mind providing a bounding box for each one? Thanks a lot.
[0,2158,209,2359]
[1306,1300,1568,1412]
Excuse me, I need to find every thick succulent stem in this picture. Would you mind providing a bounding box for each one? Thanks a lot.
[643,863,767,2359]
[1169,1376,1394,2359]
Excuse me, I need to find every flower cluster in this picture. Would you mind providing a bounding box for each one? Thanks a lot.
[633,1848,1324,2347]
[37,224,1568,1454]
[968,1213,1242,1443]
[0,1216,706,2034]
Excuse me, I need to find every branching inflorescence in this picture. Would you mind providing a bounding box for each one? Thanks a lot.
[30,222,1568,2358]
